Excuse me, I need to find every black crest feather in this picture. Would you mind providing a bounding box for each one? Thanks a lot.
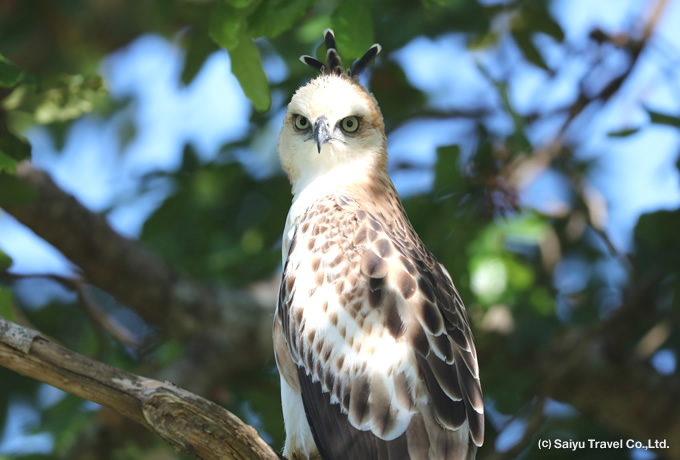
[299,28,381,78]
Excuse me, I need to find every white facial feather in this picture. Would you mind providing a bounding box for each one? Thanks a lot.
[278,74,386,199]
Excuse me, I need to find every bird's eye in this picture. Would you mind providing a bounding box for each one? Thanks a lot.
[294,115,309,130]
[341,116,360,133]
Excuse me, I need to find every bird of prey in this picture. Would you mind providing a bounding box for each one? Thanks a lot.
[274,29,484,460]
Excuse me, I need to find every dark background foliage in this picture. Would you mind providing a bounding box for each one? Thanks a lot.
[1,0,679,459]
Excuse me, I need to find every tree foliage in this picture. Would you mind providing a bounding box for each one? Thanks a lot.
[1,0,679,459]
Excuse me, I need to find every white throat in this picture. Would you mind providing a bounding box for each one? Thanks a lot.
[292,157,370,214]
[281,154,374,261]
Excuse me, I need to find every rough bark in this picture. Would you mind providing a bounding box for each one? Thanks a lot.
[0,316,281,460]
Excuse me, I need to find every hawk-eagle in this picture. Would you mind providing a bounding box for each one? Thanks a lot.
[274,29,484,460]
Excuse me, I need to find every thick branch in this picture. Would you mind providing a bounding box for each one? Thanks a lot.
[0,316,280,460]
[4,163,218,336]
[2,163,276,379]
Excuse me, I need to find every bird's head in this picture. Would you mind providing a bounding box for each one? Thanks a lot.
[279,30,385,196]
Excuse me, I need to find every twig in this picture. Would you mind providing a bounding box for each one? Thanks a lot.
[0,270,141,347]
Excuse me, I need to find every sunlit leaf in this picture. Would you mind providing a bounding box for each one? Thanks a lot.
[504,256,534,290]
[0,287,14,322]
[470,255,507,302]
[295,15,332,43]
[249,0,314,39]
[229,29,271,111]
[4,75,107,125]
[0,151,15,173]
[501,213,548,243]
[331,0,374,59]
[209,2,243,51]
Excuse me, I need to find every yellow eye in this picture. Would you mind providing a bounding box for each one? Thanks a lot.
[294,115,309,130]
[341,116,359,133]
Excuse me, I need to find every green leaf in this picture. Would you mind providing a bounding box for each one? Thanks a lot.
[181,32,219,85]
[0,288,15,323]
[487,75,531,152]
[512,31,549,71]
[0,151,15,173]
[229,29,271,111]
[0,250,12,272]
[226,0,256,8]
[434,145,463,193]
[5,74,107,125]
[331,0,374,59]
[249,0,314,39]
[150,339,184,366]
[523,6,565,43]
[370,62,426,123]
[0,130,31,172]
[209,2,243,51]
[607,127,641,138]
[295,15,332,43]
[0,173,38,206]
[633,209,680,284]
[0,54,26,88]
[646,107,680,129]
[467,31,500,51]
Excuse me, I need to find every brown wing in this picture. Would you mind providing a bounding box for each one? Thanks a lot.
[278,190,483,460]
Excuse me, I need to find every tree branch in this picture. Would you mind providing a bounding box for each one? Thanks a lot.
[2,163,276,382]
[4,163,220,337]
[0,316,281,460]
[510,0,671,197]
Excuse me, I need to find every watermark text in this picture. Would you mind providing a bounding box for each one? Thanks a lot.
[537,438,669,451]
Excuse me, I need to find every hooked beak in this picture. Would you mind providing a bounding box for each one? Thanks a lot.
[314,116,331,153]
